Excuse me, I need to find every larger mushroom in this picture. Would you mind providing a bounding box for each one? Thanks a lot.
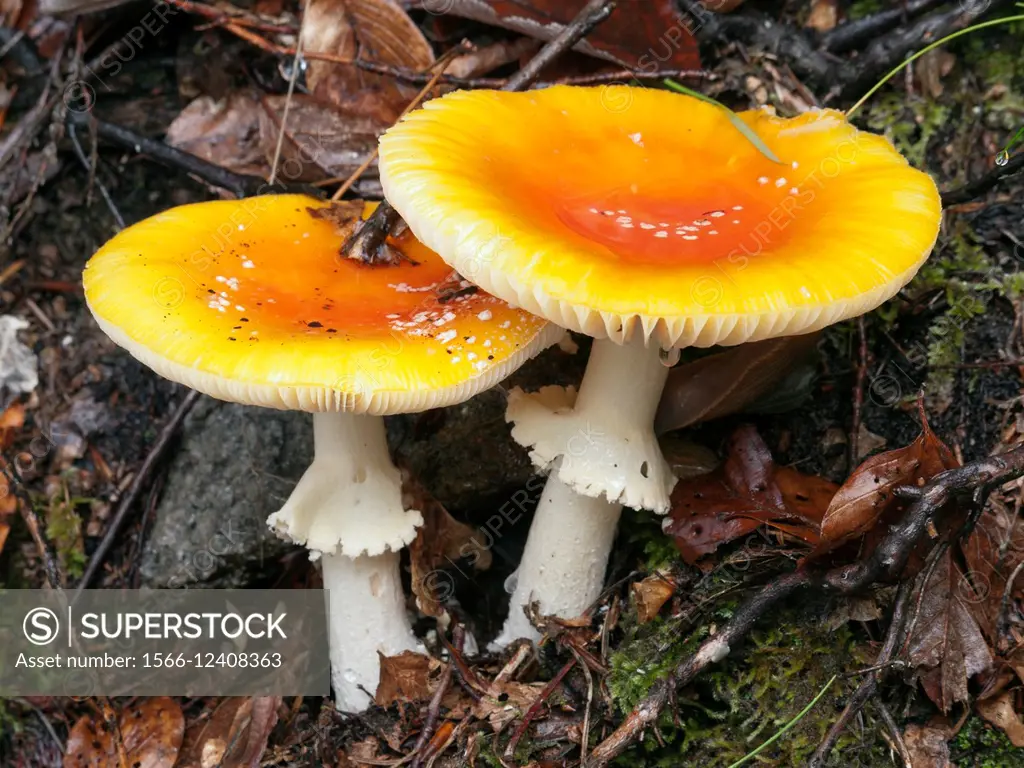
[83,196,562,708]
[378,85,942,644]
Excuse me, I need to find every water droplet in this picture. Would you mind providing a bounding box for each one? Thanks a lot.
[660,347,681,366]
[996,150,1010,167]
[503,572,519,594]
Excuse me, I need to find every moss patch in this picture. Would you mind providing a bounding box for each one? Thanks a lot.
[608,609,888,767]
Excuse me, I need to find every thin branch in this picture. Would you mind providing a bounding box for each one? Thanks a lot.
[807,580,915,767]
[73,389,201,598]
[589,445,1024,766]
[341,0,618,266]
[942,150,1024,206]
[64,112,325,199]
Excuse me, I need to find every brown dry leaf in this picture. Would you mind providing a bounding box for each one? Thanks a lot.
[817,412,957,551]
[805,0,839,31]
[664,425,835,567]
[338,736,381,767]
[701,0,746,12]
[166,92,385,184]
[632,572,676,623]
[302,0,434,119]
[959,502,1024,644]
[428,0,700,71]
[907,549,993,713]
[166,93,268,177]
[656,334,820,434]
[473,680,545,732]
[977,691,1024,747]
[176,697,281,768]
[903,721,955,768]
[64,697,185,768]
[405,472,491,617]
[375,650,437,707]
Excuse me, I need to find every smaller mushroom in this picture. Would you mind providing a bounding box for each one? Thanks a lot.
[83,196,562,710]
[378,86,942,644]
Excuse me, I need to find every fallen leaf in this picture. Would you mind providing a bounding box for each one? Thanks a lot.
[805,0,838,31]
[907,550,993,713]
[166,93,268,178]
[405,471,492,617]
[64,697,185,768]
[655,333,820,434]
[426,0,700,71]
[337,736,381,767]
[977,691,1024,747]
[302,0,434,119]
[902,721,955,768]
[817,411,957,551]
[472,680,545,732]
[664,425,835,567]
[632,572,676,623]
[166,92,385,184]
[446,37,541,78]
[177,697,281,768]
[959,502,1024,644]
[376,650,437,707]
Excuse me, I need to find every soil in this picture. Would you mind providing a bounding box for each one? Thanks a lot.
[1,3,1024,767]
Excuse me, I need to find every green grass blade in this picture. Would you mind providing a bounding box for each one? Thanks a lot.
[846,14,1024,118]
[663,78,784,164]
[725,674,839,768]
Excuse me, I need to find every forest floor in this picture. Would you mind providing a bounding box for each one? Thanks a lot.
[1,0,1024,766]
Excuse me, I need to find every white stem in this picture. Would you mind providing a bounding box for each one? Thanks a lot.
[266,412,424,712]
[268,413,422,557]
[322,550,423,712]
[493,472,622,646]
[507,336,675,511]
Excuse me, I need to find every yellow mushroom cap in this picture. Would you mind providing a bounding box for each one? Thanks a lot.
[378,86,942,348]
[83,196,561,413]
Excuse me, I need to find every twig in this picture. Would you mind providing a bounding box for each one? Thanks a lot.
[268,27,303,186]
[410,659,452,768]
[819,0,947,52]
[569,646,595,766]
[876,700,913,768]
[73,389,201,598]
[64,112,324,199]
[504,657,577,761]
[503,0,617,91]
[589,445,1024,766]
[942,150,1024,206]
[67,122,126,230]
[996,559,1024,649]
[851,316,868,463]
[341,0,617,266]
[807,580,914,768]
[330,44,469,202]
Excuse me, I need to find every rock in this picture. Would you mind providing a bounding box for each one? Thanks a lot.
[140,343,583,587]
[139,397,313,588]
[388,343,585,513]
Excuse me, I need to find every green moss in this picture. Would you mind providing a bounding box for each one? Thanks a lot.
[864,94,950,167]
[609,613,888,767]
[952,716,1023,767]
[45,490,88,580]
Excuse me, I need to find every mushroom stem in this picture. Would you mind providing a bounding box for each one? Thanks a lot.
[321,549,423,712]
[507,336,676,512]
[267,411,423,712]
[497,337,676,645]
[493,472,622,646]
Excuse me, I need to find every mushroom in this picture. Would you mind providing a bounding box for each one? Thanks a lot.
[378,86,942,644]
[82,195,562,707]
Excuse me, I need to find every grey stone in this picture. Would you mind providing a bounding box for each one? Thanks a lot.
[140,343,584,587]
[139,397,313,588]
